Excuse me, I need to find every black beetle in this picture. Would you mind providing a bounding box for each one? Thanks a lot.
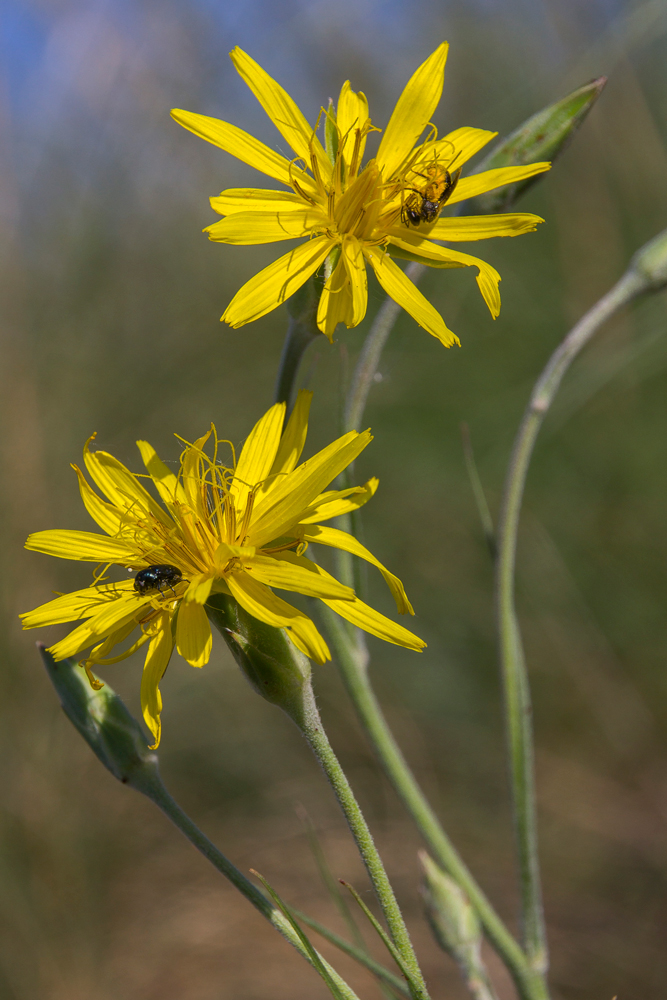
[134,564,183,596]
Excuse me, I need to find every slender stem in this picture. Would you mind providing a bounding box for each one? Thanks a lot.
[344,262,425,432]
[274,314,320,411]
[494,269,643,971]
[317,603,550,1000]
[134,770,361,1000]
[284,677,431,1000]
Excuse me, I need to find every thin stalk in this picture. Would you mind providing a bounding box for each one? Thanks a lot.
[284,677,431,1000]
[132,771,361,999]
[344,262,425,433]
[274,314,320,411]
[317,603,550,1000]
[494,268,644,972]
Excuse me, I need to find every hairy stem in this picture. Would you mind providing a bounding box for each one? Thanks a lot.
[284,677,431,1000]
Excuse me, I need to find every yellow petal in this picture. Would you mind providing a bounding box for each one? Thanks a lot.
[83,436,172,528]
[210,188,308,216]
[183,573,216,604]
[317,252,355,342]
[226,571,330,664]
[179,428,214,521]
[268,389,313,479]
[49,592,148,660]
[323,596,426,651]
[298,478,378,523]
[377,43,449,180]
[447,162,551,205]
[25,529,139,564]
[342,238,367,327]
[136,440,188,507]
[171,108,317,196]
[176,599,212,667]
[302,524,413,614]
[21,580,136,628]
[428,213,544,241]
[363,247,459,347]
[230,47,331,180]
[222,236,332,328]
[206,208,325,245]
[244,552,354,600]
[231,402,286,514]
[337,81,370,175]
[386,232,502,319]
[417,126,497,171]
[249,429,372,546]
[72,464,125,536]
[141,612,174,748]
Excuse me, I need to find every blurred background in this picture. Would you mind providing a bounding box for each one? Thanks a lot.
[2,0,667,997]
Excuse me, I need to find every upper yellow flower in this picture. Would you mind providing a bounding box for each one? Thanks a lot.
[171,43,550,346]
[22,392,424,746]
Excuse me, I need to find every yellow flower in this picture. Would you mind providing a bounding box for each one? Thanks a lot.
[22,392,424,746]
[171,43,550,346]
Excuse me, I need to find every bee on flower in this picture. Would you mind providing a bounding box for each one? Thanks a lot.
[21,392,424,747]
[171,43,550,345]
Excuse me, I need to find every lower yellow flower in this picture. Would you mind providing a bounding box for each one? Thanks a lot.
[172,43,550,345]
[22,392,425,746]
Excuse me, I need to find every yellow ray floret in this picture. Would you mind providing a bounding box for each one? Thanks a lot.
[171,43,550,344]
[22,392,425,746]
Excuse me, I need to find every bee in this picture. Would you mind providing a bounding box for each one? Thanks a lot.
[400,165,462,227]
[134,564,183,597]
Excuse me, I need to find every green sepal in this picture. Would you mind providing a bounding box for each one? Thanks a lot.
[38,644,158,788]
[468,77,606,213]
[206,593,311,711]
[324,98,339,167]
[387,244,465,269]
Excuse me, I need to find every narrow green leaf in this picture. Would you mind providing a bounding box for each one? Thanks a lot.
[251,870,350,1000]
[339,881,415,993]
[295,909,411,997]
[468,77,606,213]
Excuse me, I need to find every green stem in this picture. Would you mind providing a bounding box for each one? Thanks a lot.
[274,314,320,411]
[494,269,644,972]
[344,262,425,432]
[132,767,361,1000]
[283,676,431,1000]
[317,604,550,1000]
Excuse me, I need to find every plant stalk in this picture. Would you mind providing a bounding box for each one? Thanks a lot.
[494,268,644,972]
[317,603,550,1000]
[283,676,431,1000]
[130,767,361,999]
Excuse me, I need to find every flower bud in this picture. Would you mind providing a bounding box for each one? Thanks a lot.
[206,593,311,712]
[420,852,498,1000]
[469,77,606,213]
[39,644,159,789]
[628,227,667,293]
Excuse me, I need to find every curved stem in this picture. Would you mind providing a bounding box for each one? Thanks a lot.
[317,603,550,1000]
[284,676,431,1000]
[344,262,425,432]
[134,770,361,999]
[494,269,643,972]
